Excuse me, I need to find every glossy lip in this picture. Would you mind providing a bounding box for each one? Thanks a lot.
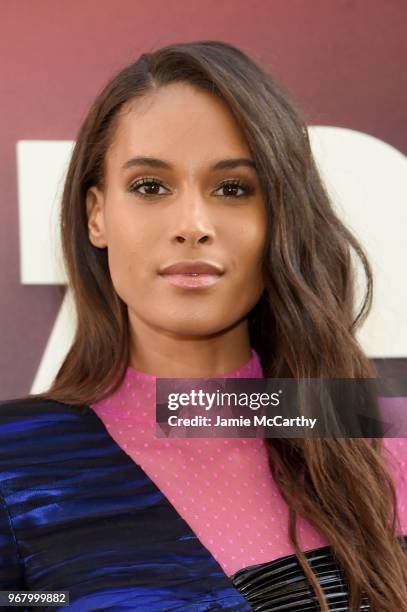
[159,260,224,275]
[158,260,224,290]
[161,273,223,289]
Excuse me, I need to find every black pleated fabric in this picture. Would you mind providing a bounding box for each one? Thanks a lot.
[230,535,407,611]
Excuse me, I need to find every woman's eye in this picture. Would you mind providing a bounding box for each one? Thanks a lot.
[128,178,168,198]
[215,180,254,198]
[128,178,254,199]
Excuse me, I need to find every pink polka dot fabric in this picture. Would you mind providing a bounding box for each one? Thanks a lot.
[90,349,407,577]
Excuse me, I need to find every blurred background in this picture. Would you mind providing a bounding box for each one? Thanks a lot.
[1,0,406,399]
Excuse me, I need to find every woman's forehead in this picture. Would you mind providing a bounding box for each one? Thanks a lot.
[106,83,252,171]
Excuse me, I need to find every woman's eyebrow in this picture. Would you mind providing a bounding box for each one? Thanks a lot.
[121,156,257,172]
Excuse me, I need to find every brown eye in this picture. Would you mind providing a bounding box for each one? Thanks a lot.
[128,178,169,198]
[214,180,254,198]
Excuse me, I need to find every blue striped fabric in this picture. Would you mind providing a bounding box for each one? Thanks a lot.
[0,398,252,611]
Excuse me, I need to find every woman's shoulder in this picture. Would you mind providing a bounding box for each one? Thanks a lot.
[0,395,89,428]
[0,395,101,449]
[0,397,99,479]
[0,396,124,499]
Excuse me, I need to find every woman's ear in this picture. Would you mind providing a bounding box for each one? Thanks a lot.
[86,186,107,248]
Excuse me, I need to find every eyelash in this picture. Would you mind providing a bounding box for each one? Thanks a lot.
[127,177,255,200]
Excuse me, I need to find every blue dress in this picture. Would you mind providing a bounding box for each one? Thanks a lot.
[0,397,405,611]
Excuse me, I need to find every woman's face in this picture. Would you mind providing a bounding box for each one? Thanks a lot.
[87,82,267,339]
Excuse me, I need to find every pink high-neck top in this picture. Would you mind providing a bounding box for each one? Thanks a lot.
[90,349,407,577]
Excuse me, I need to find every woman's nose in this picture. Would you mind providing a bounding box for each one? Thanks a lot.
[170,191,215,246]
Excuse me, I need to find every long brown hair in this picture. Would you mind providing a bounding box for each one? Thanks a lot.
[21,41,407,610]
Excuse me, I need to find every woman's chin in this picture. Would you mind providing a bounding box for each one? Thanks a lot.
[160,316,232,338]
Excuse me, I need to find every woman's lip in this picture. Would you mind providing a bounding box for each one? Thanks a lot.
[159,273,223,289]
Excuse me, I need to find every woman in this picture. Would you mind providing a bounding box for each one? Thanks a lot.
[0,40,406,611]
